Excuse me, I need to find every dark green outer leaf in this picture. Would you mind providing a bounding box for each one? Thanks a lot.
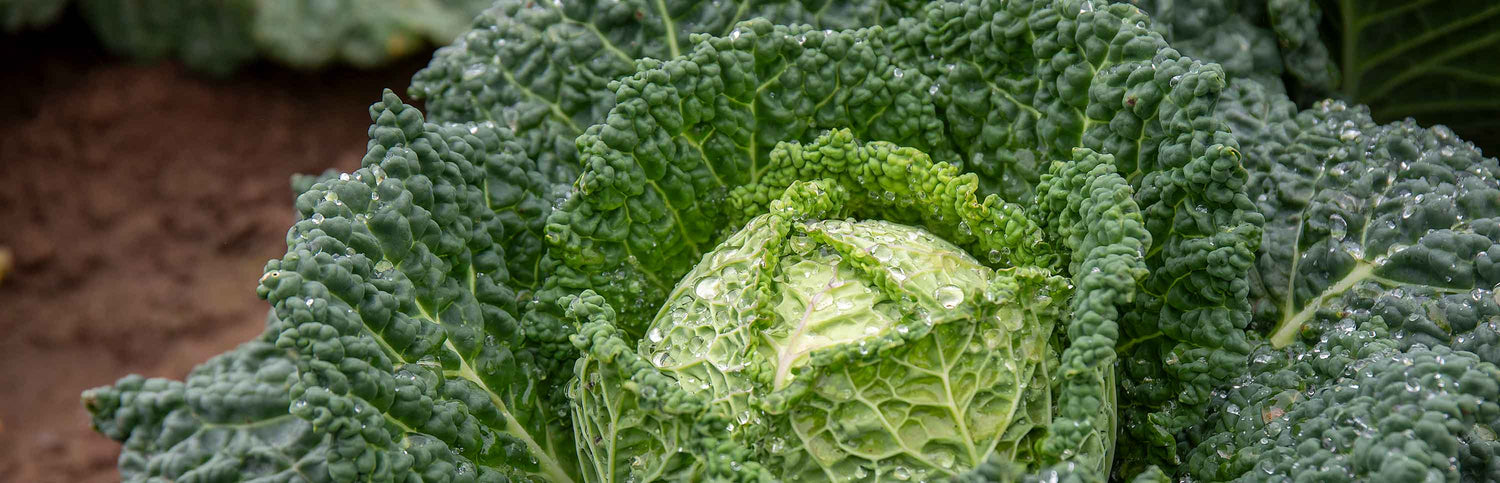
[1128,0,1288,86]
[83,334,336,482]
[259,92,581,482]
[1226,87,1500,360]
[541,21,964,339]
[1179,74,1500,483]
[409,0,925,297]
[90,92,588,482]
[1311,0,1499,126]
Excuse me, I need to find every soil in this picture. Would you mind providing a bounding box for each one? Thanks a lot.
[0,18,431,482]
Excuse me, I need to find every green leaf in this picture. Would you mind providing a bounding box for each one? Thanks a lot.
[1128,0,1289,87]
[1034,149,1150,475]
[409,0,927,328]
[83,335,333,482]
[1311,0,1500,128]
[542,21,963,339]
[1224,93,1500,359]
[260,91,582,482]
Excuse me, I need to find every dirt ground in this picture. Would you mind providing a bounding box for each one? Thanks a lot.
[0,20,431,482]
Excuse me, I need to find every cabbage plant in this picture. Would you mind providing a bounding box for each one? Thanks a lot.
[81,0,1500,481]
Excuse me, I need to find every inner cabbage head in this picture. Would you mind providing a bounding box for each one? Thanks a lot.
[575,208,1067,481]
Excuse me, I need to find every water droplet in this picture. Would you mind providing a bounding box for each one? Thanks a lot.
[934,285,964,308]
[892,466,911,480]
[696,277,724,299]
[893,68,904,79]
[653,352,674,367]
[1329,214,1347,241]
[310,213,325,224]
[648,327,665,343]
[462,63,486,80]
[931,450,955,468]
[870,244,893,262]
[982,328,1002,349]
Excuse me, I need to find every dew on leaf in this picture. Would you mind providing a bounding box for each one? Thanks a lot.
[934,285,964,308]
[696,277,725,299]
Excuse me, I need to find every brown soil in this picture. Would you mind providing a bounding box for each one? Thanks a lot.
[0,21,431,482]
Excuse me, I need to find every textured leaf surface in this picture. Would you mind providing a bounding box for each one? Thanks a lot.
[90,91,586,482]
[1185,327,1500,481]
[409,0,926,319]
[1180,79,1500,482]
[1141,0,1497,147]
[1233,98,1500,357]
[83,335,333,482]
[1034,148,1149,475]
[411,0,920,184]
[257,92,581,482]
[1128,0,1288,87]
[542,21,961,339]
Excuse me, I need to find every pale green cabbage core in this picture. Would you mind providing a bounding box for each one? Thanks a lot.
[620,214,1066,480]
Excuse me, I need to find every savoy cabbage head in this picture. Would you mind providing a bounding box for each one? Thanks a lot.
[81,0,1499,481]
[570,132,1077,481]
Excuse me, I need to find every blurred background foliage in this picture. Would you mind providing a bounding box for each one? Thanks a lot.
[2,0,491,74]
